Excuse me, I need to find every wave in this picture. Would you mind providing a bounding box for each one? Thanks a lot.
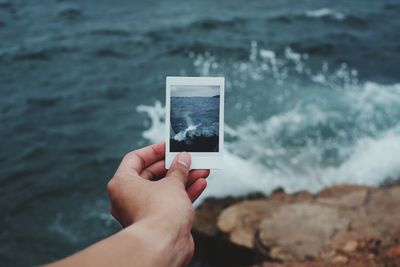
[94,48,126,58]
[146,17,247,41]
[56,6,83,21]
[136,42,400,204]
[0,45,78,62]
[137,94,400,204]
[304,8,346,20]
[26,96,63,108]
[89,28,130,37]
[267,8,366,29]
[189,17,247,30]
[173,123,202,141]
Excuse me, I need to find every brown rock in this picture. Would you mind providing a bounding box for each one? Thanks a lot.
[331,232,360,252]
[293,191,314,202]
[386,245,400,259]
[343,240,358,253]
[329,208,381,252]
[317,185,371,209]
[193,184,400,267]
[269,189,313,203]
[269,246,294,262]
[217,199,273,248]
[317,184,372,198]
[258,203,350,260]
[193,197,240,236]
[331,255,348,264]
[229,226,255,248]
[366,185,400,244]
[217,192,313,249]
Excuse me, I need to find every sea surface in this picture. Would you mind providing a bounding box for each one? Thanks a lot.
[1,0,400,266]
[171,97,219,139]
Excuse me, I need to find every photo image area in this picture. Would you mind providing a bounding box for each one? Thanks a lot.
[170,85,220,152]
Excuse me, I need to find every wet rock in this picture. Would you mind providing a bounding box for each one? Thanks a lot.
[331,254,348,264]
[193,184,400,266]
[366,185,400,244]
[343,240,358,253]
[194,196,243,236]
[217,190,312,248]
[386,245,400,260]
[193,195,261,266]
[217,199,272,248]
[316,184,371,209]
[258,203,349,260]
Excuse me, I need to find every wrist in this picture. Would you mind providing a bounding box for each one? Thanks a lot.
[123,217,189,267]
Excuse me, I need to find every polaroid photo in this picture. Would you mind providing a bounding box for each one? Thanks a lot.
[165,76,225,169]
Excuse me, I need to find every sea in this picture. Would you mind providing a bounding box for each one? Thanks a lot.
[1,0,400,265]
[171,96,219,140]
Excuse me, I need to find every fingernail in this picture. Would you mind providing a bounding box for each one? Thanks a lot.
[177,152,191,168]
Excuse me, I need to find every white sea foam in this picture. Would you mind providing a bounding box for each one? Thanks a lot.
[137,43,400,204]
[305,8,346,20]
[325,127,400,185]
[173,123,202,141]
[137,97,400,205]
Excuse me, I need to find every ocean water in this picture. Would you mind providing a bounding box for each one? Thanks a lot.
[170,96,219,152]
[1,0,400,265]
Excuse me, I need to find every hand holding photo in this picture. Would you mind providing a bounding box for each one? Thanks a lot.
[166,77,224,169]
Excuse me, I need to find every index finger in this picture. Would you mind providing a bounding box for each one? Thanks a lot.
[116,142,165,176]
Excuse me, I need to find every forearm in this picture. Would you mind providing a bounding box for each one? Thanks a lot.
[45,218,183,267]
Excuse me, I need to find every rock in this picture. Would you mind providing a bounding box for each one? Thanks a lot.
[194,196,240,236]
[257,203,349,260]
[316,184,371,209]
[386,246,400,259]
[216,190,312,248]
[193,196,261,267]
[331,255,349,264]
[193,184,400,267]
[269,188,313,203]
[366,185,400,244]
[329,211,380,251]
[217,199,272,248]
[343,240,358,253]
[269,246,294,262]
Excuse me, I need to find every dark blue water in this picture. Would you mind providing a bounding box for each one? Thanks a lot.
[1,0,400,266]
[171,97,219,137]
[170,96,219,152]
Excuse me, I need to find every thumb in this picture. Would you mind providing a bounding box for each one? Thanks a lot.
[166,152,191,186]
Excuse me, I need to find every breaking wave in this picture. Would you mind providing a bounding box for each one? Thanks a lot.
[137,42,400,203]
[304,8,346,20]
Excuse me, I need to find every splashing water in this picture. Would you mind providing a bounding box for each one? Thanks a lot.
[138,42,400,203]
[173,123,202,141]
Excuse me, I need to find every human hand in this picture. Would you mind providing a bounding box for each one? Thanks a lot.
[107,143,209,266]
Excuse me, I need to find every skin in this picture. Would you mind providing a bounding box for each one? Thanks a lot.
[45,142,209,267]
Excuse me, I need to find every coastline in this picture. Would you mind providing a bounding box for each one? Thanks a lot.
[192,182,400,266]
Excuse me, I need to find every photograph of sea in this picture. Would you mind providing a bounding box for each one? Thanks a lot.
[170,85,220,152]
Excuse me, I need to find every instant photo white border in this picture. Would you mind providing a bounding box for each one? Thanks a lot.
[165,76,224,169]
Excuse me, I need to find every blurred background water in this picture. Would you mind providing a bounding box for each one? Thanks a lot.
[1,0,400,266]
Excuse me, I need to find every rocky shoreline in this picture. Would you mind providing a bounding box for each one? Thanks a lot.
[192,184,400,266]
